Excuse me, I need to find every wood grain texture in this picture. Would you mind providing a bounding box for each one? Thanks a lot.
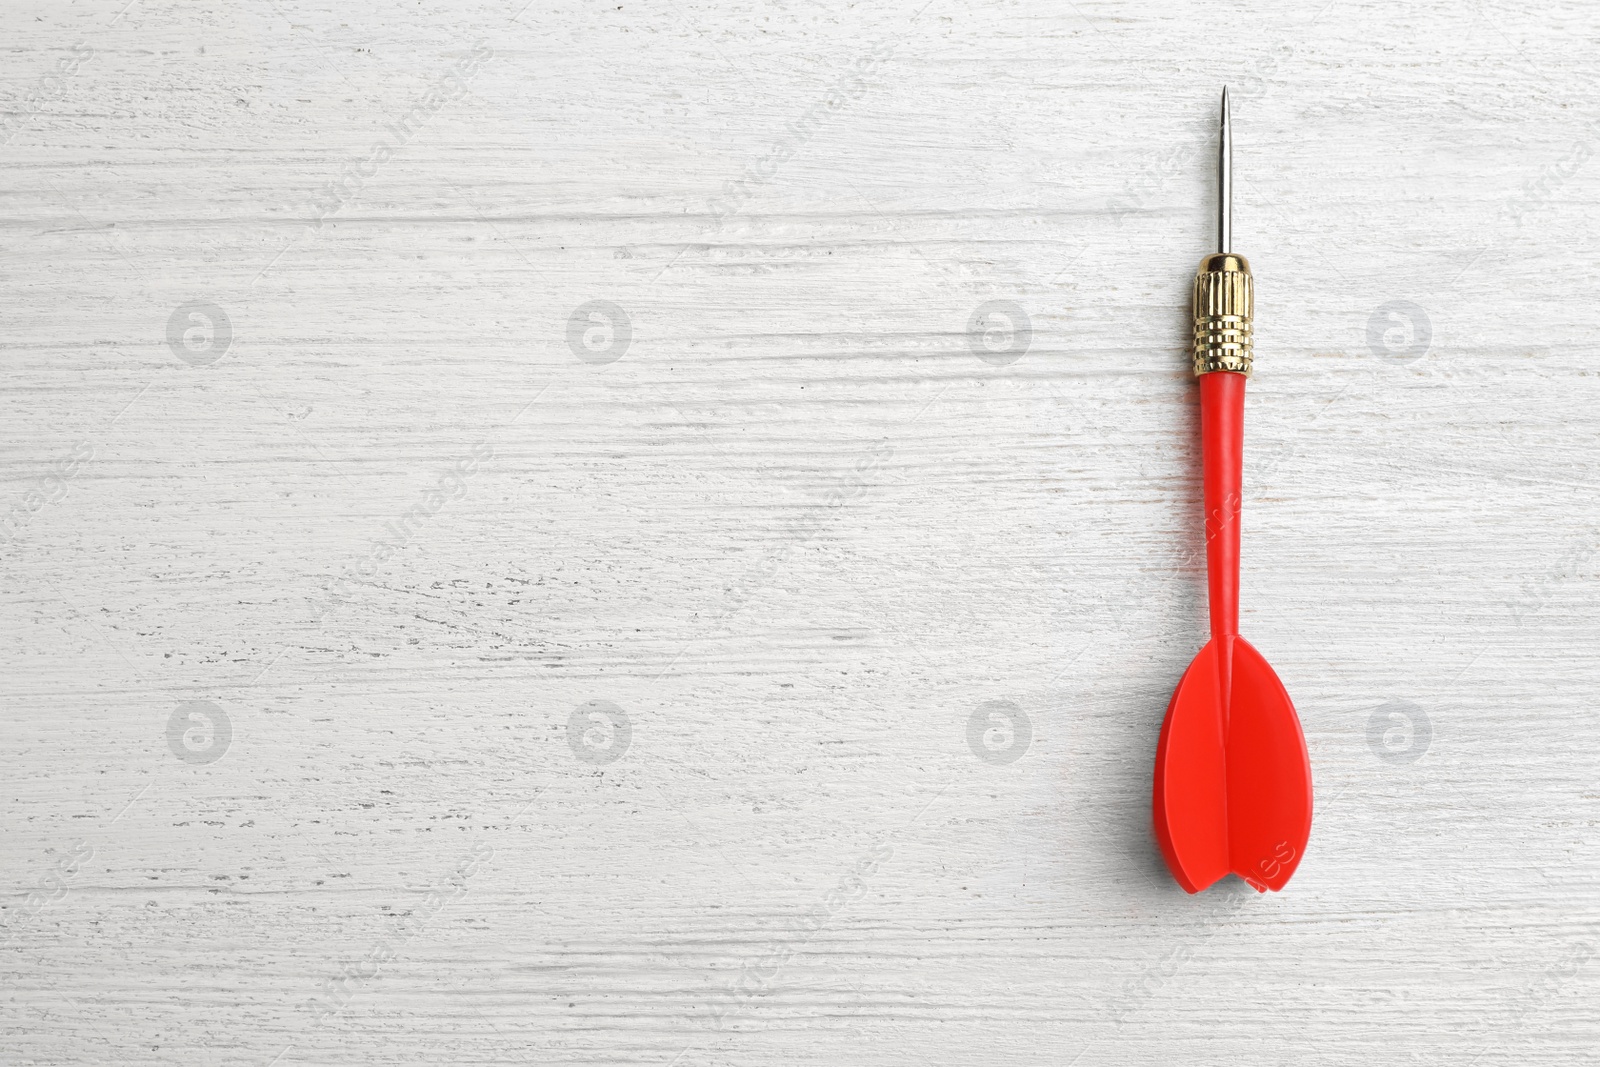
[3,0,1598,1063]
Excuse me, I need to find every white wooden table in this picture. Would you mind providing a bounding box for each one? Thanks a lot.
[4,1,1597,1063]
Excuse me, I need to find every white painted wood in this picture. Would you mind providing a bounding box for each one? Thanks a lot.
[3,0,1598,1063]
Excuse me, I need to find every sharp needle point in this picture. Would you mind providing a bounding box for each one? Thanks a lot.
[1218,87,1232,254]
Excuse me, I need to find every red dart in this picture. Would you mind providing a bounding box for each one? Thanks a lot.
[1152,89,1313,894]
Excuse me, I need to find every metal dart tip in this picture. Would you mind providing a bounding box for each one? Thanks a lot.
[1218,87,1232,254]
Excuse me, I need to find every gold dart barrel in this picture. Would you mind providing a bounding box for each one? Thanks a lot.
[1192,252,1253,376]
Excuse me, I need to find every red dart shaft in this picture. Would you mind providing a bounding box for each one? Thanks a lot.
[1200,370,1244,641]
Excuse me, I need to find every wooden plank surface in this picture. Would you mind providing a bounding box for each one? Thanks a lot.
[3,0,1598,1063]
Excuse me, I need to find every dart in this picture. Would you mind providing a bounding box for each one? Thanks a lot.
[1151,88,1313,894]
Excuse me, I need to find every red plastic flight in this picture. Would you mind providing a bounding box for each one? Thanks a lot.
[1152,90,1312,894]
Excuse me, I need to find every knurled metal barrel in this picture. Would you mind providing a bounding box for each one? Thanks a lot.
[1192,253,1253,376]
